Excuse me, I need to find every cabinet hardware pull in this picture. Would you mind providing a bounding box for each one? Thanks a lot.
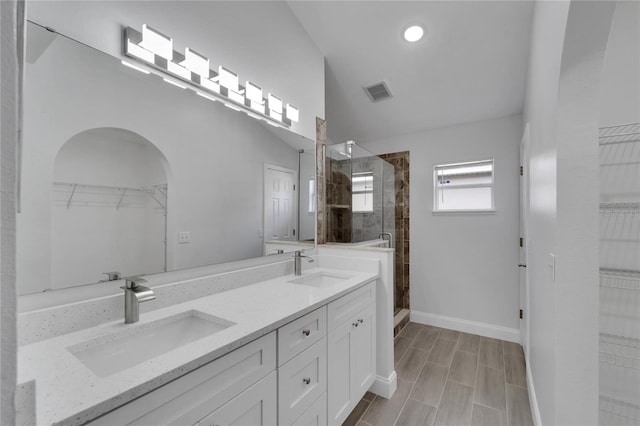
[358,318,364,323]
[302,329,310,336]
[303,377,311,385]
[353,322,359,327]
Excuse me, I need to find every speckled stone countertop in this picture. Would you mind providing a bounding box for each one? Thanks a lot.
[18,266,378,426]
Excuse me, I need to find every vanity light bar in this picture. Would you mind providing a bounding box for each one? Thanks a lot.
[123,25,299,128]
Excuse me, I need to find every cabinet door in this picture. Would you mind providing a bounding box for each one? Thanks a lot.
[197,371,277,426]
[327,318,355,425]
[353,303,376,397]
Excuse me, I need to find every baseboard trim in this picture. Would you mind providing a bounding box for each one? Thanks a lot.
[369,371,397,399]
[526,360,542,426]
[410,310,520,343]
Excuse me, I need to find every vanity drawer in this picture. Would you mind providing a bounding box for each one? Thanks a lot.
[278,306,327,366]
[89,332,276,426]
[292,393,327,426]
[278,337,327,425]
[327,281,375,331]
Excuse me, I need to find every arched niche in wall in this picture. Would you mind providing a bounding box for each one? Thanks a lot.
[51,127,171,290]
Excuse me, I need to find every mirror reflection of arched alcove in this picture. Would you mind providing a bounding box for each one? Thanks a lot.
[51,127,169,289]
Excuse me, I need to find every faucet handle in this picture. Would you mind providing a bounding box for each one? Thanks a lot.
[125,276,147,289]
[102,271,121,281]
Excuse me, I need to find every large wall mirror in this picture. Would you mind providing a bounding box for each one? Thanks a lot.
[19,21,316,297]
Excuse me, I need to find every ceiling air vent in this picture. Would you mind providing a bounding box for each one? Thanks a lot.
[364,81,393,102]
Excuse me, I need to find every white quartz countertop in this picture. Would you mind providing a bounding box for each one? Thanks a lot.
[18,267,378,426]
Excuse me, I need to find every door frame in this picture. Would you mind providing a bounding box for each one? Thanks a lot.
[519,123,531,360]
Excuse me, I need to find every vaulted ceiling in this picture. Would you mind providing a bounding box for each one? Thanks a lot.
[288,1,535,144]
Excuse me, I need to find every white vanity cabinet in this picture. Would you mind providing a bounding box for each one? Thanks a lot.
[327,284,377,425]
[86,281,376,426]
[88,332,277,426]
[196,371,277,426]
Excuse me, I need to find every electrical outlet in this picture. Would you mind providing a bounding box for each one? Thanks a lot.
[179,232,191,244]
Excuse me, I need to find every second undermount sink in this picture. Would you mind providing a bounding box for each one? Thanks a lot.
[288,271,352,287]
[67,310,235,377]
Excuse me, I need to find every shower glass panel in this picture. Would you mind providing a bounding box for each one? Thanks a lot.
[326,142,394,245]
[326,142,400,311]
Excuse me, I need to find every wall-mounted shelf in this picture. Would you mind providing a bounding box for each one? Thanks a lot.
[601,268,640,291]
[53,181,167,212]
[600,202,640,216]
[599,122,640,146]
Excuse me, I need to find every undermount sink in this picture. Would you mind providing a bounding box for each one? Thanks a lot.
[288,272,352,287]
[67,310,235,377]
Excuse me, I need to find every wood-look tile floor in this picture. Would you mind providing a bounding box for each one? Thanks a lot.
[343,322,534,426]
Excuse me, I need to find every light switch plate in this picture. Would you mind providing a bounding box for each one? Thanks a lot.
[178,232,190,243]
[548,253,555,282]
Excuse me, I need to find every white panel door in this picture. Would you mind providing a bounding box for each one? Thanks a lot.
[264,164,297,246]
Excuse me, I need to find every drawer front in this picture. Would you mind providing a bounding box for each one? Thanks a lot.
[327,281,375,331]
[278,306,327,366]
[197,371,277,426]
[292,393,327,426]
[278,337,327,425]
[90,332,276,426]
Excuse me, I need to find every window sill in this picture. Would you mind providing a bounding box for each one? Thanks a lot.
[432,209,496,215]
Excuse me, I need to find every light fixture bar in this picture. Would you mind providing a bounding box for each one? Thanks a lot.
[180,48,210,76]
[140,24,173,60]
[124,26,298,128]
[121,60,151,74]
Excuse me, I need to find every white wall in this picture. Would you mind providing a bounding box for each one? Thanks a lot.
[19,28,301,294]
[51,130,167,289]
[600,1,640,127]
[26,1,324,141]
[360,115,523,338]
[523,1,618,424]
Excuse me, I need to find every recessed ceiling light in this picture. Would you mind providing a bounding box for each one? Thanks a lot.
[403,25,424,42]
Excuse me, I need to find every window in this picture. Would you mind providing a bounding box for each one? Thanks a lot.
[352,172,374,213]
[433,159,494,212]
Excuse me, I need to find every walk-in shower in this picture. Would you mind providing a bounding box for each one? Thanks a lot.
[325,141,409,323]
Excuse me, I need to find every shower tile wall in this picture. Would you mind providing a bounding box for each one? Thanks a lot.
[379,151,410,312]
[326,156,352,243]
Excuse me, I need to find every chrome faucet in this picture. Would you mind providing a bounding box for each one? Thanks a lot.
[293,250,314,276]
[121,277,155,324]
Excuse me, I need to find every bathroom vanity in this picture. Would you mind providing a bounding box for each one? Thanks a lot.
[17,253,388,425]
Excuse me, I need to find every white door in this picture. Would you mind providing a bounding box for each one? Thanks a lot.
[264,164,297,248]
[519,124,531,359]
